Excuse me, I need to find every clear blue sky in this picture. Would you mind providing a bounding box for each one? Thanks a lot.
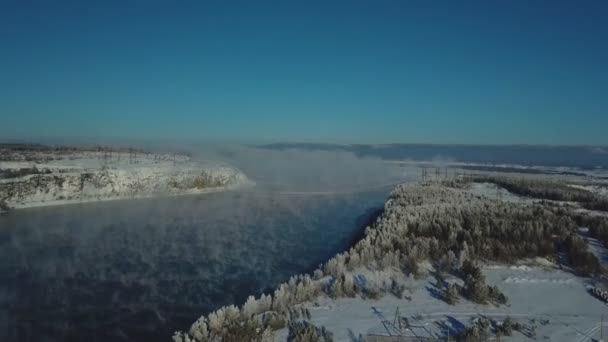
[1,0,607,145]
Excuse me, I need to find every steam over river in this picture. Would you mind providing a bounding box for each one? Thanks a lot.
[0,188,389,342]
[1,135,602,341]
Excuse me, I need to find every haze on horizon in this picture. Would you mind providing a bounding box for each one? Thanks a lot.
[1,1,607,145]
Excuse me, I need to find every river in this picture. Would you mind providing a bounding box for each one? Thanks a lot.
[0,187,390,341]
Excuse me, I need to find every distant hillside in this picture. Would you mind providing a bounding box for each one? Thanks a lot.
[259,143,608,169]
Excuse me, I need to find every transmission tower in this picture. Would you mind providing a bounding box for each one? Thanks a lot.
[103,147,113,164]
[129,149,137,164]
[601,314,604,342]
[421,167,429,183]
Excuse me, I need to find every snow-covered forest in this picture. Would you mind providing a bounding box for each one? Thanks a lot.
[174,177,608,341]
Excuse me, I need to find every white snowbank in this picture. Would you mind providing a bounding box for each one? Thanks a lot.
[466,182,533,203]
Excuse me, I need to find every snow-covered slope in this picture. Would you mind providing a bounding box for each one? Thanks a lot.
[274,262,605,342]
[570,184,608,198]
[0,151,252,209]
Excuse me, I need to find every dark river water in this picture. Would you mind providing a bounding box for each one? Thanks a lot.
[0,188,388,341]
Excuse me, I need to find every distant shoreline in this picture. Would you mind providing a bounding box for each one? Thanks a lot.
[0,184,252,212]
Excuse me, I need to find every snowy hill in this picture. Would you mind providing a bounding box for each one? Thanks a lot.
[0,149,251,210]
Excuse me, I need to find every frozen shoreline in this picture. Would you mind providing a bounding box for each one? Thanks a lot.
[2,183,254,211]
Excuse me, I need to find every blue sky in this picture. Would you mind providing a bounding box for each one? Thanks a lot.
[1,0,607,145]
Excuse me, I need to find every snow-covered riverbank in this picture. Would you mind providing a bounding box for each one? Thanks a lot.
[172,178,608,342]
[0,150,252,210]
[274,262,605,342]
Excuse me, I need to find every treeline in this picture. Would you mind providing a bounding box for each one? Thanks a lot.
[473,175,608,212]
[360,184,600,274]
[440,260,508,306]
[0,166,51,179]
[169,171,227,190]
[174,183,605,342]
[573,213,608,247]
[454,316,525,342]
[287,321,333,342]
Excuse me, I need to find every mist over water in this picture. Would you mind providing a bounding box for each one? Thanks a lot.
[0,147,411,342]
[2,144,600,341]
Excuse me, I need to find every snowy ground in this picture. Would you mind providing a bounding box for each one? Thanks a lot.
[0,151,251,209]
[467,182,587,211]
[275,263,607,342]
[466,182,534,204]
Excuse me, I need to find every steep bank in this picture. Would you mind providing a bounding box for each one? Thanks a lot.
[0,150,251,209]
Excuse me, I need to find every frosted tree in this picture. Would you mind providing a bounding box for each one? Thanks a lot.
[189,317,209,341]
[172,331,185,342]
[313,269,324,280]
[224,305,240,322]
[207,310,224,334]
[342,273,355,297]
[242,295,259,318]
[458,241,470,268]
[272,285,289,313]
[258,293,272,313]
[347,251,361,271]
